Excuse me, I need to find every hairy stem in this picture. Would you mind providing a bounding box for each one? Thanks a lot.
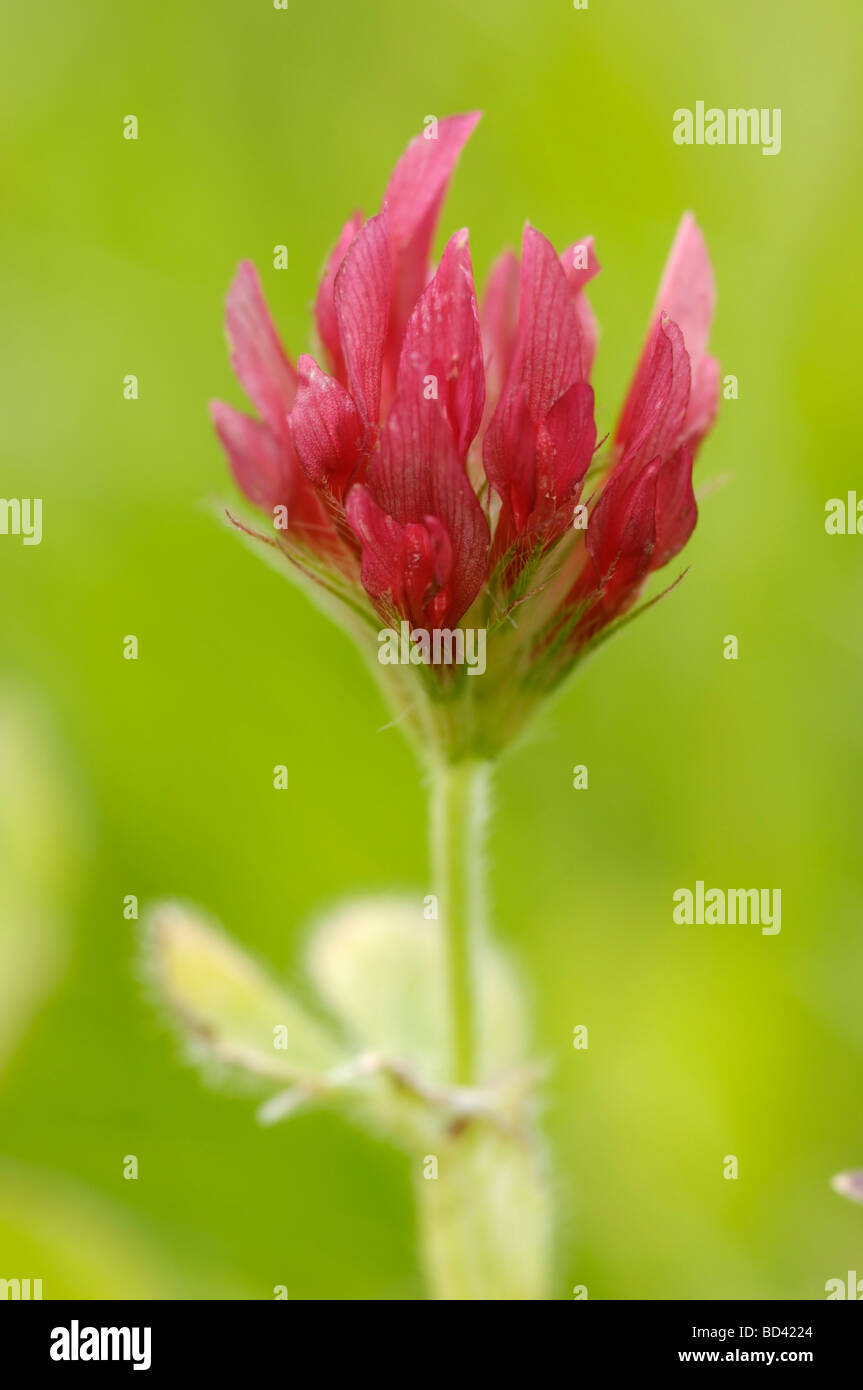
[430,758,490,1086]
[423,757,552,1299]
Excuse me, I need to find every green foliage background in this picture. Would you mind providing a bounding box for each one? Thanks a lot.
[2,0,861,1298]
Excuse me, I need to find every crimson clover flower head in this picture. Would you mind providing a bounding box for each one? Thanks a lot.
[212,114,719,758]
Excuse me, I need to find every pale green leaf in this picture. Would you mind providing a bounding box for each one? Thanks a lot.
[145,901,343,1083]
[305,896,529,1085]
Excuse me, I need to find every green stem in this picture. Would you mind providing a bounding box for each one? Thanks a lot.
[430,759,489,1086]
[422,756,552,1299]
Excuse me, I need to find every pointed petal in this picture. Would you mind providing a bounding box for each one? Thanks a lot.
[484,232,596,538]
[480,249,520,413]
[383,113,481,355]
[290,354,364,497]
[569,458,661,637]
[652,444,697,569]
[653,214,715,372]
[348,495,452,628]
[587,457,659,583]
[210,400,288,509]
[539,380,597,508]
[514,224,588,415]
[560,236,600,295]
[212,399,337,553]
[561,237,601,380]
[344,486,417,620]
[687,354,720,451]
[615,314,691,471]
[334,212,391,431]
[653,215,717,446]
[348,396,489,627]
[396,229,485,458]
[314,212,363,381]
[617,215,717,460]
[225,261,298,439]
[380,397,489,612]
[484,382,537,532]
[384,113,481,260]
[489,383,595,552]
[573,297,599,380]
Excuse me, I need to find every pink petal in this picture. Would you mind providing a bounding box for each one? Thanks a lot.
[539,380,597,508]
[484,229,596,538]
[484,382,537,532]
[686,355,720,451]
[344,486,411,615]
[617,215,717,459]
[615,315,691,472]
[314,213,363,383]
[568,458,661,638]
[572,296,599,381]
[225,261,298,441]
[480,249,520,412]
[334,212,391,432]
[383,112,481,363]
[486,381,595,543]
[212,399,338,553]
[587,457,659,582]
[560,236,600,295]
[289,354,364,498]
[652,445,697,570]
[654,214,715,373]
[346,488,454,628]
[349,394,489,627]
[560,237,601,380]
[210,400,288,509]
[513,224,588,416]
[396,229,485,458]
[654,215,716,445]
[379,397,488,576]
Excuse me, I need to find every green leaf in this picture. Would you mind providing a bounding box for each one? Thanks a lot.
[144,902,343,1084]
[305,896,529,1085]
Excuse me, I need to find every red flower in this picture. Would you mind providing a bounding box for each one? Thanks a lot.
[212,115,718,713]
[566,215,718,641]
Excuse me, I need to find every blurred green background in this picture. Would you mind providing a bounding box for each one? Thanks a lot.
[2,0,862,1299]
